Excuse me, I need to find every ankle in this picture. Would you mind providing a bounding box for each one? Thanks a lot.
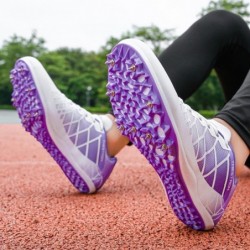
[214,118,249,175]
[102,114,130,157]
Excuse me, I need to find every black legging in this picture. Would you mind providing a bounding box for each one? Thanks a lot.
[158,10,250,166]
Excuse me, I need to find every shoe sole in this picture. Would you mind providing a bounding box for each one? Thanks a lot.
[107,39,214,230]
[10,58,91,193]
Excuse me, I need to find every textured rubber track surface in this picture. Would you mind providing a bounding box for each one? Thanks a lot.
[10,61,89,193]
[107,43,203,230]
[0,125,250,249]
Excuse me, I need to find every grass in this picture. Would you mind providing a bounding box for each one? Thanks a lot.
[0,105,110,114]
[0,105,217,118]
[0,105,14,110]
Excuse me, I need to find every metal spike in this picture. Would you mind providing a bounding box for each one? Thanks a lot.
[146,102,153,108]
[106,59,115,67]
[128,64,136,72]
[106,90,115,97]
[161,144,168,151]
[130,126,137,133]
[118,125,124,131]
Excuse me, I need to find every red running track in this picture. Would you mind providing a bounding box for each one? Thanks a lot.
[0,125,250,249]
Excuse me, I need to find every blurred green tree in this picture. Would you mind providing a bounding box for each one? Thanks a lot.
[0,32,46,105]
[38,48,108,107]
[101,24,175,56]
[200,0,250,22]
[0,25,174,109]
[186,0,250,110]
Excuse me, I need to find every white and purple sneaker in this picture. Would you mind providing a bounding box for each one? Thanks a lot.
[106,39,237,230]
[11,57,116,193]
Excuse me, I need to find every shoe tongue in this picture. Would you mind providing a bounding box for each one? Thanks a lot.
[209,120,231,142]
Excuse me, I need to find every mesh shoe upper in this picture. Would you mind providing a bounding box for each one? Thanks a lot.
[54,92,116,189]
[182,100,237,223]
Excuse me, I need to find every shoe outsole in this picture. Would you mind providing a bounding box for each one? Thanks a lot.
[10,59,90,193]
[107,42,205,230]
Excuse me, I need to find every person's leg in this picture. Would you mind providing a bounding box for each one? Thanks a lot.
[158,10,250,168]
[113,10,250,162]
[215,68,250,170]
[214,117,249,176]
[158,10,250,101]
[105,114,130,156]
[106,10,250,230]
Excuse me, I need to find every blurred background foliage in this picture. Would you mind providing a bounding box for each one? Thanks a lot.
[0,0,249,113]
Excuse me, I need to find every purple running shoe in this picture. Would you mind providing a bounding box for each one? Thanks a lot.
[11,57,116,193]
[106,39,237,230]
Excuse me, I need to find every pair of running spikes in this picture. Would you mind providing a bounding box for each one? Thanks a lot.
[10,39,237,231]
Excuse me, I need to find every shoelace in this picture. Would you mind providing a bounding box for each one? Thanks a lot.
[180,98,220,138]
[54,90,103,131]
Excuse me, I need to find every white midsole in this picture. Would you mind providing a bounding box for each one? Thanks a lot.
[120,39,216,229]
[20,57,96,193]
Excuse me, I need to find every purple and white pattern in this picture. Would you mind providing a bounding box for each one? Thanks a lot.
[54,93,112,189]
